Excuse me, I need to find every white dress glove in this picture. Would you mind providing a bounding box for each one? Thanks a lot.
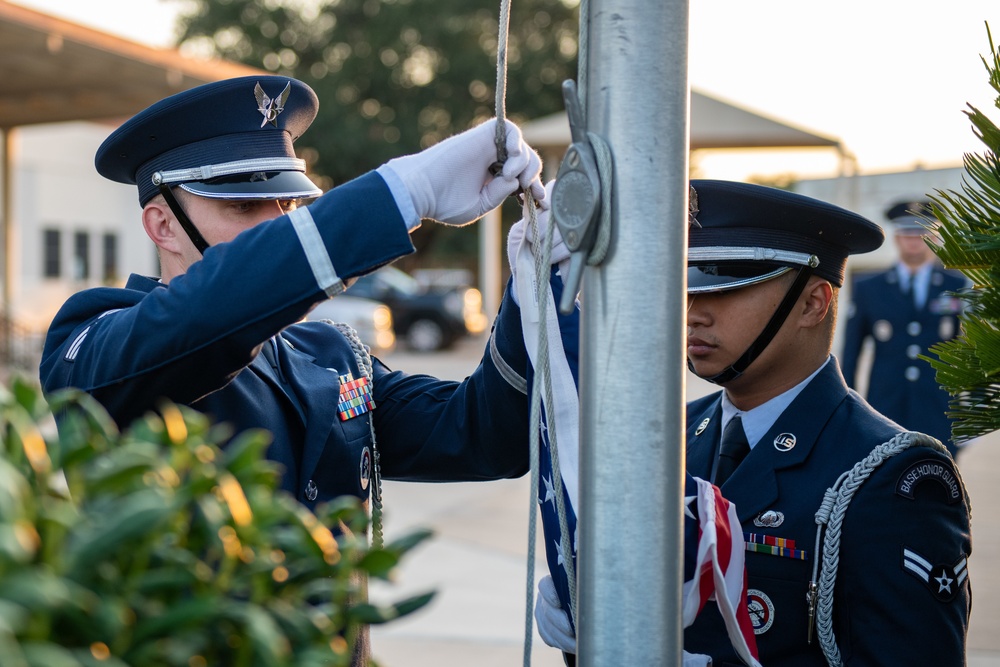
[534,575,576,654]
[534,573,721,665]
[380,118,544,226]
[506,180,571,306]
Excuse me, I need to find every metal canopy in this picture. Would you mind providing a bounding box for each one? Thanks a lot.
[0,0,262,128]
[0,0,264,364]
[523,88,842,152]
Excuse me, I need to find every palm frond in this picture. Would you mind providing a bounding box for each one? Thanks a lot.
[927,23,1000,442]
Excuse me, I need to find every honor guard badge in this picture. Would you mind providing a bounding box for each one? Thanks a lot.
[337,372,375,421]
[747,589,775,635]
[360,447,371,490]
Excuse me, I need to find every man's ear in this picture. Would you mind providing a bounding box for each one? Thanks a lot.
[142,198,183,253]
[799,277,833,328]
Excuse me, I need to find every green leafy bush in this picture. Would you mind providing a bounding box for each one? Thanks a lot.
[0,378,432,667]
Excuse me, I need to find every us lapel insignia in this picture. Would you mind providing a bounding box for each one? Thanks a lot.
[337,372,375,421]
[695,417,710,436]
[773,432,796,452]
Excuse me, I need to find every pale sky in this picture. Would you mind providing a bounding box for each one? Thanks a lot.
[15,0,1000,181]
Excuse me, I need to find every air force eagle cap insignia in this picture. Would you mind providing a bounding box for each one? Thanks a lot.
[255,81,291,128]
[95,75,322,206]
[687,180,884,294]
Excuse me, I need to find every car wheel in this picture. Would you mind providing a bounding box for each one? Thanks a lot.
[406,318,446,352]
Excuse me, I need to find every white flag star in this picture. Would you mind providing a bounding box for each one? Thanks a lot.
[685,494,697,520]
[541,475,556,505]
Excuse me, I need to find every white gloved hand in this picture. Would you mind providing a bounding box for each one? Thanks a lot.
[381,119,544,226]
[534,575,576,654]
[683,652,712,667]
[507,180,571,306]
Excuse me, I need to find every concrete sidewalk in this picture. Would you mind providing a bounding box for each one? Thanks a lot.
[368,335,1000,666]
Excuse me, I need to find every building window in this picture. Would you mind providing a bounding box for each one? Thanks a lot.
[73,231,89,281]
[102,233,118,283]
[43,229,60,278]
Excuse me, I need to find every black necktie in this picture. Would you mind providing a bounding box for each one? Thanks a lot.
[901,274,916,309]
[715,415,750,486]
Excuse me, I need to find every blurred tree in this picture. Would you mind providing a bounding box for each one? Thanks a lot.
[173,0,579,267]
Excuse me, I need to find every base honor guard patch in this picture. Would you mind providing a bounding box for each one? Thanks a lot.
[337,372,375,421]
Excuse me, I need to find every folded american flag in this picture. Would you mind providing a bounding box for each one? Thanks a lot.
[683,473,761,666]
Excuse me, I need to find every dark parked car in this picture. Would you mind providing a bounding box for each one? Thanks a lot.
[347,266,486,352]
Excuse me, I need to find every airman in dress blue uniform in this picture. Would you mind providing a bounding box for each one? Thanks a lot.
[683,182,971,666]
[842,200,968,457]
[39,75,546,666]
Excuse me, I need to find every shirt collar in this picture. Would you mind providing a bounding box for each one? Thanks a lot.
[720,356,831,448]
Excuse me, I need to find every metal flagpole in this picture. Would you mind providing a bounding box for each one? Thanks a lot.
[576,0,690,663]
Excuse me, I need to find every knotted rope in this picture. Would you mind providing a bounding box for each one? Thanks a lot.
[488,0,612,663]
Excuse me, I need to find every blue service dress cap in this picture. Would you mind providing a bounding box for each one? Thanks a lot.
[687,179,884,293]
[95,75,323,205]
[885,199,934,234]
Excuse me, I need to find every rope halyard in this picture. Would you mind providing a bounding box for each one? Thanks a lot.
[810,431,960,666]
[489,0,612,662]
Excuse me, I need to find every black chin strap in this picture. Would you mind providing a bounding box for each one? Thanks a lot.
[159,184,210,255]
[692,265,816,385]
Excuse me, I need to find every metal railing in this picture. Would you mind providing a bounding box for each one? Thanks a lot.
[0,315,44,385]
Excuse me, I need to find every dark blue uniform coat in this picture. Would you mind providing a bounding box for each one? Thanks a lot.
[40,172,534,508]
[841,265,966,455]
[684,358,971,666]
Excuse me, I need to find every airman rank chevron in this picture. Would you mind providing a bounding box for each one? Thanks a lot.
[337,372,375,421]
[745,532,808,560]
[902,547,968,602]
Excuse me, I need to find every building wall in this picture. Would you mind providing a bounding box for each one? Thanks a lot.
[12,121,154,331]
[793,166,967,368]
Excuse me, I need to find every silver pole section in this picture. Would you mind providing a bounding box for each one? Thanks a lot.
[479,208,502,329]
[577,0,690,664]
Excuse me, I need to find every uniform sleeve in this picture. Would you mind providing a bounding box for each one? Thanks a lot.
[40,172,415,425]
[370,278,533,481]
[834,444,971,665]
[840,279,870,388]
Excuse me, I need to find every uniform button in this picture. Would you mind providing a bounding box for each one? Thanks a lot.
[905,366,920,381]
[305,479,318,501]
[907,344,921,359]
[907,321,922,336]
